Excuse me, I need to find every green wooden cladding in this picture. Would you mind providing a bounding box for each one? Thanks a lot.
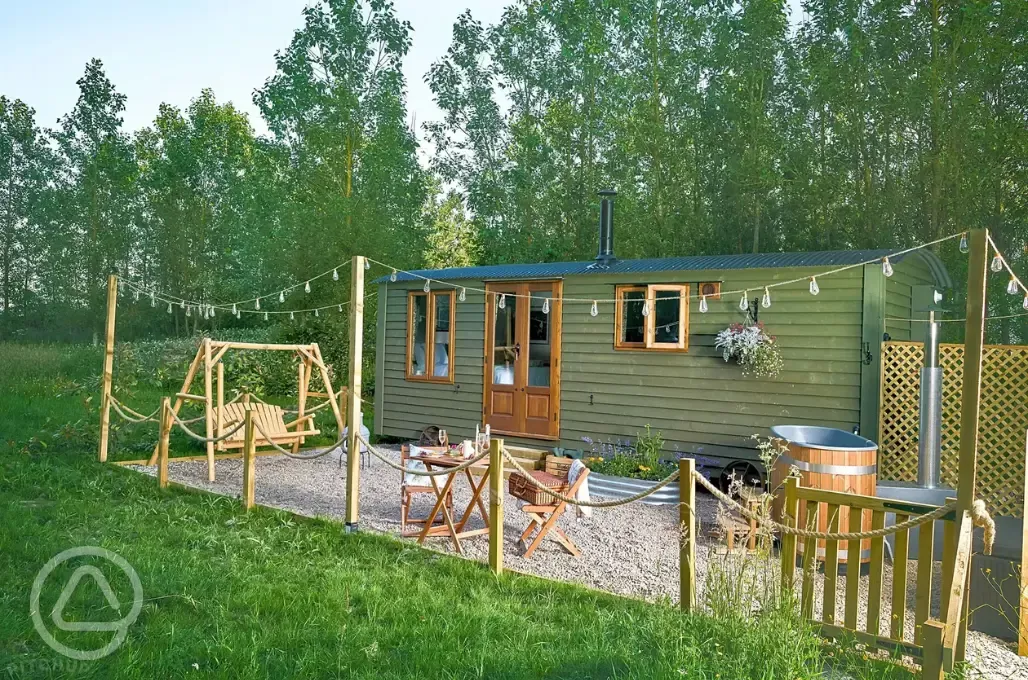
[374,258,939,469]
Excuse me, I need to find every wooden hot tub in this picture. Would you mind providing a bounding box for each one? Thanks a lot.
[770,425,878,564]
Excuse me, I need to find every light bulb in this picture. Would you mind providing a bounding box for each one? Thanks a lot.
[186,306,192,317]
[1008,277,1020,295]
[498,294,506,310]
[279,291,285,303]
[290,311,295,320]
[365,259,370,270]
[150,292,156,307]
[255,298,260,310]
[304,281,311,293]
[459,288,466,302]
[179,300,184,309]
[390,269,397,283]
[590,301,599,317]
[882,257,893,277]
[209,305,215,317]
[959,233,969,253]
[333,268,339,281]
[133,290,140,302]
[761,287,771,309]
[167,302,173,314]
[232,303,238,315]
[699,296,708,313]
[739,291,749,311]
[809,277,820,296]
[264,312,269,321]
[542,298,550,314]
[338,304,343,312]
[1023,295,1028,311]
[991,253,1004,273]
[315,308,319,317]
[423,280,430,293]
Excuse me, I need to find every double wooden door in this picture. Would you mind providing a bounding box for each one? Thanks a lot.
[483,281,562,439]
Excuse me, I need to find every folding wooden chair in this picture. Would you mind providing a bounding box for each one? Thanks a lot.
[400,444,453,535]
[514,457,590,559]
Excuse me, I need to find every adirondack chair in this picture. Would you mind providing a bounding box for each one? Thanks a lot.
[512,455,590,559]
[215,402,319,452]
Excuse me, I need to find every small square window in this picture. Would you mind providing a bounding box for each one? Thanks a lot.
[615,284,689,352]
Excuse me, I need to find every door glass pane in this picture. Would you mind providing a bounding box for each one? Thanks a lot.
[492,294,516,385]
[528,292,550,387]
[620,289,645,344]
[433,293,451,378]
[654,289,682,344]
[410,294,428,376]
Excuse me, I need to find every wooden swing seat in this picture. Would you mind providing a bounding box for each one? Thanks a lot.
[215,402,319,451]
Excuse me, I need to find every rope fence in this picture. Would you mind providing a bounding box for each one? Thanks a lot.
[171,410,245,444]
[252,421,346,460]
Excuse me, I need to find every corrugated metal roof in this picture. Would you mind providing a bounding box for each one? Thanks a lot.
[376,249,952,287]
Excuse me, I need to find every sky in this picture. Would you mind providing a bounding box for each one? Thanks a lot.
[0,0,802,139]
[0,0,508,137]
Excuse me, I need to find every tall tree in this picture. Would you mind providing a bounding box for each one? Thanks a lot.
[53,59,139,339]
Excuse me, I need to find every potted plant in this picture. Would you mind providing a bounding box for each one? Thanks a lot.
[714,322,784,379]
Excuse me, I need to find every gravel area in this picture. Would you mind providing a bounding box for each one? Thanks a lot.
[130,446,1027,679]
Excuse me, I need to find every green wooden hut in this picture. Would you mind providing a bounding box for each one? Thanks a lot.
[372,219,950,477]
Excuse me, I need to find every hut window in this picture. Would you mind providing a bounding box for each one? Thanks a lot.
[615,284,689,352]
[406,291,455,383]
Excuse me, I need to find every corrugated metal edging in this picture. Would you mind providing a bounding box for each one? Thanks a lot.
[374,249,951,287]
[588,472,680,505]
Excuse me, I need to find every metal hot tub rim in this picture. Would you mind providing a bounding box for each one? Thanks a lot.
[770,425,878,475]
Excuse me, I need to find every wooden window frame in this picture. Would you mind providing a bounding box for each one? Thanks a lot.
[614,285,647,349]
[405,290,456,384]
[615,284,689,353]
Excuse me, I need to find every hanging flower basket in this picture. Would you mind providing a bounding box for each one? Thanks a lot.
[714,322,784,379]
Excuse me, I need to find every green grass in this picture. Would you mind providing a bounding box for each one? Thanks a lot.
[0,343,915,679]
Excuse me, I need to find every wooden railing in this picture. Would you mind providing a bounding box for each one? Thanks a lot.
[779,477,969,677]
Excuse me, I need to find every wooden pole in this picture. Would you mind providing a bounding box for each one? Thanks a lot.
[680,457,696,612]
[489,438,504,575]
[957,228,988,513]
[203,338,215,481]
[294,360,307,453]
[344,255,365,531]
[311,343,345,436]
[157,397,171,489]
[242,405,256,510]
[98,274,118,462]
[216,361,224,453]
[148,345,203,465]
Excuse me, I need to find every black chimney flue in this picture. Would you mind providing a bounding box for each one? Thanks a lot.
[595,189,616,266]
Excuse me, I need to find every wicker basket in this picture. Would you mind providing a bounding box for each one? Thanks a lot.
[509,470,569,505]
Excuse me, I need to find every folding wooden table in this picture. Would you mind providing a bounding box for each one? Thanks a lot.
[411,452,491,554]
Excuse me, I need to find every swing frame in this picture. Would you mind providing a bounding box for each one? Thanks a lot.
[144,339,345,481]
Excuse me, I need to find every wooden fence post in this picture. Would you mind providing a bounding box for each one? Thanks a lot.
[345,255,365,532]
[157,397,171,489]
[203,337,215,482]
[780,476,800,594]
[680,457,696,612]
[957,228,988,514]
[922,620,945,680]
[98,274,118,462]
[489,438,504,575]
[216,361,224,451]
[242,405,255,510]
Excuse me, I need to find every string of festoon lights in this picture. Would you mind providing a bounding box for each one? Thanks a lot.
[116,229,1028,325]
[365,232,965,319]
[118,258,367,321]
